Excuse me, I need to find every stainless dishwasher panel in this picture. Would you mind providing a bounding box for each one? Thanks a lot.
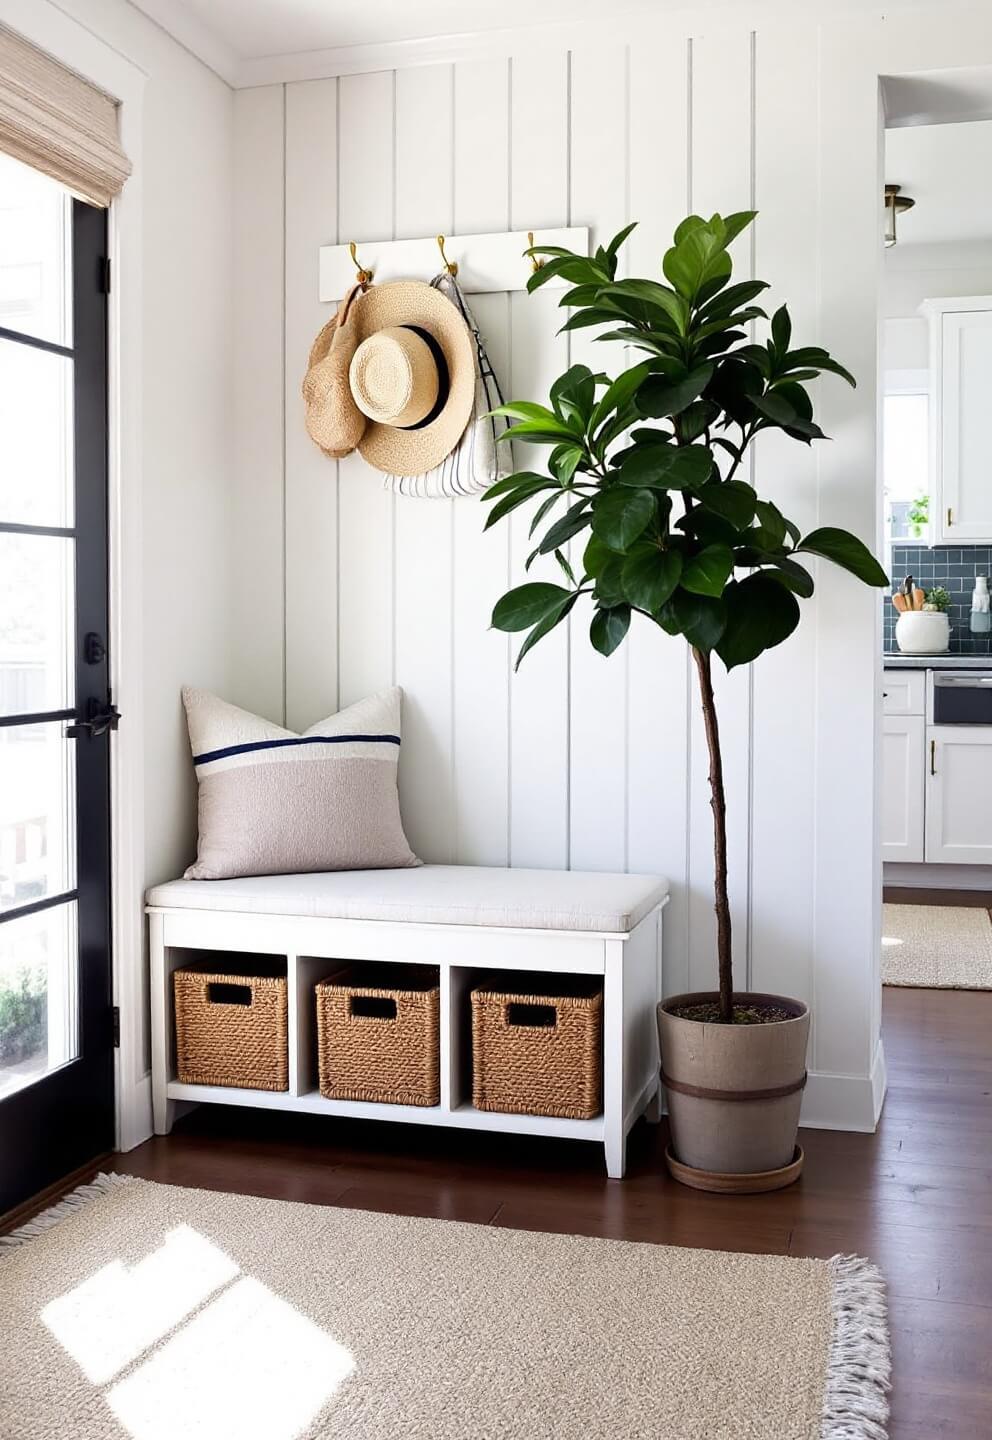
[932,672,992,725]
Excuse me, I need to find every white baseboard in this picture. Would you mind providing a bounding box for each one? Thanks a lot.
[884,861,992,891]
[799,1040,887,1134]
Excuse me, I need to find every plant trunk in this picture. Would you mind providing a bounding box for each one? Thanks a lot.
[691,646,734,1024]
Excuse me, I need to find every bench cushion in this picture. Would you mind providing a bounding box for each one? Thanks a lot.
[146,865,668,935]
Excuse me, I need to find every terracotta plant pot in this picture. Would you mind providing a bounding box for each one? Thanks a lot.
[657,991,810,1189]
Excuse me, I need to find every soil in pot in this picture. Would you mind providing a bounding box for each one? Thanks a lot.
[657,991,810,1186]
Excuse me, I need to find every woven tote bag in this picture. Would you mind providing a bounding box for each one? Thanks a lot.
[381,273,511,498]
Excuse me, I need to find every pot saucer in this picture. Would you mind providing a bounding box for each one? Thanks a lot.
[664,1142,804,1194]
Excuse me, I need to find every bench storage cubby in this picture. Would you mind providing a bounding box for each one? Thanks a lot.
[316,963,440,1107]
[147,866,668,1178]
[173,957,288,1092]
[470,974,603,1121]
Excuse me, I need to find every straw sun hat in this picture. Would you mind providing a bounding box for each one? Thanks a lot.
[303,280,475,477]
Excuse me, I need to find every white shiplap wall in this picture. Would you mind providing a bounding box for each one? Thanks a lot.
[233,6,992,1129]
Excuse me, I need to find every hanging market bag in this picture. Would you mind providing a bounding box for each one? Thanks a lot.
[380,272,511,498]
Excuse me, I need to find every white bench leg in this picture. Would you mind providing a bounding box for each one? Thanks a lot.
[148,912,175,1135]
[605,1127,627,1180]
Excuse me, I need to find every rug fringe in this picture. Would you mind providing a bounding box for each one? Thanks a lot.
[0,1172,132,1251]
[822,1254,891,1440]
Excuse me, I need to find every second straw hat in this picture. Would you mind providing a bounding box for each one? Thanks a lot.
[346,280,475,477]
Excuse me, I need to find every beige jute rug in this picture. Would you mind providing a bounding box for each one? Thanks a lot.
[0,1175,889,1440]
[882,902,992,989]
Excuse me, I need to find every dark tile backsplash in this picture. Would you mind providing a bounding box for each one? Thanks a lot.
[884,544,992,656]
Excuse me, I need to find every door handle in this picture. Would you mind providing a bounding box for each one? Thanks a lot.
[66,697,121,739]
[930,739,936,776]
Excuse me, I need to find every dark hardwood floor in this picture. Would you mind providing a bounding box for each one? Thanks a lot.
[105,986,992,1440]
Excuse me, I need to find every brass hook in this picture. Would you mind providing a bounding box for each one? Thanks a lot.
[527,231,544,274]
[436,234,458,276]
[349,240,373,285]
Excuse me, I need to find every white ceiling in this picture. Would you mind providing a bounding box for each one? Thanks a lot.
[885,118,992,248]
[130,0,949,87]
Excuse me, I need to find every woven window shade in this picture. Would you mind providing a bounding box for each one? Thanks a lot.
[0,24,131,208]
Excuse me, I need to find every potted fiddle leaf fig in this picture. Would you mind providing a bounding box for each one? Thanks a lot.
[484,212,888,1192]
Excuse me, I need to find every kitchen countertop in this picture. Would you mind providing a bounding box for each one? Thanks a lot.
[884,653,992,669]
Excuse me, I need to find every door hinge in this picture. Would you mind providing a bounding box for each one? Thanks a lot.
[112,1005,120,1048]
[100,256,112,294]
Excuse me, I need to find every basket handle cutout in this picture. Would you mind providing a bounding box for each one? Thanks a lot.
[206,981,253,1006]
[349,995,397,1021]
[505,1001,557,1029]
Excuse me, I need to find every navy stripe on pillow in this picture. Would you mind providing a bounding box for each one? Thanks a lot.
[193,733,401,766]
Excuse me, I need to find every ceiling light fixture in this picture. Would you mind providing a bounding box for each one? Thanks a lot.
[884,183,915,247]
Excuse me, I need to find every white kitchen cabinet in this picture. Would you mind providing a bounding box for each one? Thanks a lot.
[883,670,925,717]
[923,298,992,543]
[925,725,992,864]
[882,715,926,862]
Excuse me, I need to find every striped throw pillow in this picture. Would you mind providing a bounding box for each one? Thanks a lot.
[182,686,420,880]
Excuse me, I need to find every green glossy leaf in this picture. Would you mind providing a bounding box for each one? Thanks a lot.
[528,489,570,537]
[621,546,682,613]
[606,220,638,258]
[753,499,788,548]
[594,556,626,607]
[502,421,580,446]
[490,400,560,426]
[718,210,758,246]
[590,604,631,657]
[681,543,735,597]
[591,487,656,551]
[589,361,653,434]
[484,475,558,530]
[783,348,856,387]
[638,364,714,419]
[698,279,770,320]
[514,591,580,668]
[601,279,688,333]
[619,442,713,492]
[492,582,572,632]
[696,480,757,529]
[677,508,740,548]
[675,400,720,442]
[716,572,800,670]
[482,470,550,502]
[538,498,593,553]
[797,527,889,586]
[667,589,727,651]
[582,533,615,579]
[766,558,815,598]
[549,444,585,485]
[770,304,792,356]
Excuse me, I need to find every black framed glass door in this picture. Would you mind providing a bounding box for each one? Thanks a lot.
[0,154,115,1215]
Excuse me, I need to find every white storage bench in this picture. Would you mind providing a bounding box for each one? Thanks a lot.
[146,865,668,1178]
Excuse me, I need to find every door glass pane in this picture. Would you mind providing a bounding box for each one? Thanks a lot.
[0,337,74,527]
[0,721,76,913]
[0,533,74,714]
[0,900,78,1099]
[0,151,72,348]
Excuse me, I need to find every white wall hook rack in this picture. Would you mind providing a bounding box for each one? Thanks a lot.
[319,227,589,301]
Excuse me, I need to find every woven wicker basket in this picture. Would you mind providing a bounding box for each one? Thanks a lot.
[316,965,440,1106]
[471,977,603,1120]
[173,968,288,1091]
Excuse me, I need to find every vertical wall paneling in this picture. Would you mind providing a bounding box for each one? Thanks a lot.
[749,25,820,1011]
[451,59,512,865]
[685,28,755,994]
[392,65,456,861]
[232,86,285,721]
[506,52,571,868]
[813,16,883,1079]
[284,78,339,730]
[567,45,630,873]
[626,31,692,994]
[337,72,396,709]
[248,5,992,1127]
